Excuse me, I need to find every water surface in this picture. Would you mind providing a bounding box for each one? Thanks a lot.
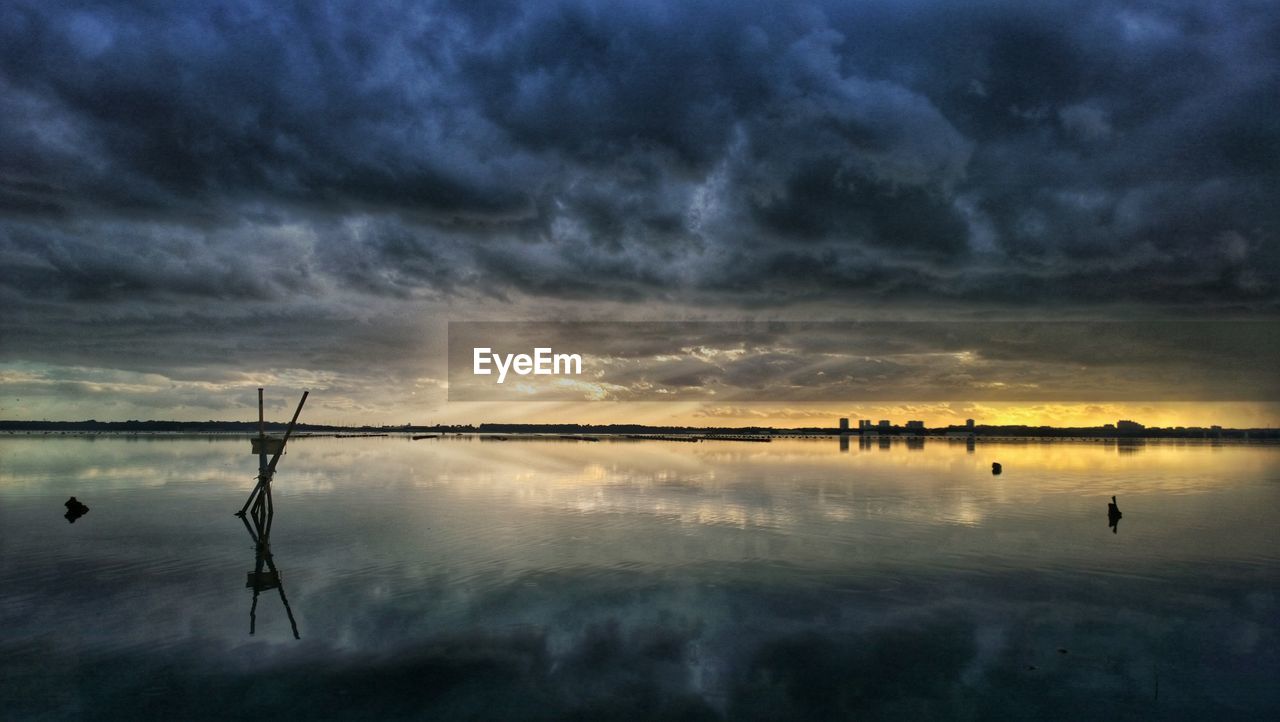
[1,436,1277,719]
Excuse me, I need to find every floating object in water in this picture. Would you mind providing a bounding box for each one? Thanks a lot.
[411,435,438,440]
[991,462,1002,475]
[1108,495,1123,533]
[64,496,90,524]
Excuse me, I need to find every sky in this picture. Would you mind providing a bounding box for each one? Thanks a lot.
[1,0,1277,426]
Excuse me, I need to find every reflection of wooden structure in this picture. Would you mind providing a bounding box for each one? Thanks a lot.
[239,495,300,639]
[236,387,307,639]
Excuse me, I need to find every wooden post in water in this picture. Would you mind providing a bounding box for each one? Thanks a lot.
[238,390,309,517]
[239,386,306,639]
[266,390,308,475]
[257,388,267,476]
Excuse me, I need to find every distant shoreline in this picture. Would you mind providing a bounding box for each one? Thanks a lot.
[1,420,1276,440]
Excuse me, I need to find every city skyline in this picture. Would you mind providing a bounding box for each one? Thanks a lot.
[3,404,1276,433]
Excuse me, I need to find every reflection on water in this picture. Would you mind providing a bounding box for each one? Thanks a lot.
[1117,439,1146,455]
[0,436,1277,719]
[240,489,301,639]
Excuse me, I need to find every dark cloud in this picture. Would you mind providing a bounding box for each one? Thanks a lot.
[1,0,1278,405]
[444,321,1280,402]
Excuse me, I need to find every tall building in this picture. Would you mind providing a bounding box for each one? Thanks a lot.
[948,418,977,438]
[877,420,891,430]
[905,420,924,430]
[839,418,849,433]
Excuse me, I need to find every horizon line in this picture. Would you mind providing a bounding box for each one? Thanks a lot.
[2,419,1277,433]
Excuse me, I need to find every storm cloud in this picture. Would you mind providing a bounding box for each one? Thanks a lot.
[1,0,1277,418]
[445,321,1280,402]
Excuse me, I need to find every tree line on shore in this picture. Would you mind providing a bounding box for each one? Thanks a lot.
[1,419,1275,439]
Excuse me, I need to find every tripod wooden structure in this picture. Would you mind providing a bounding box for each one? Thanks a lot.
[237,388,308,518]
[236,387,307,638]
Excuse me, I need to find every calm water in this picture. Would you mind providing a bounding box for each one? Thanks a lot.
[1,436,1277,720]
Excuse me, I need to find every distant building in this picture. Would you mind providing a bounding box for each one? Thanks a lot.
[839,418,849,433]
[1117,419,1145,432]
[948,418,976,438]
[877,420,891,429]
[905,420,924,430]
